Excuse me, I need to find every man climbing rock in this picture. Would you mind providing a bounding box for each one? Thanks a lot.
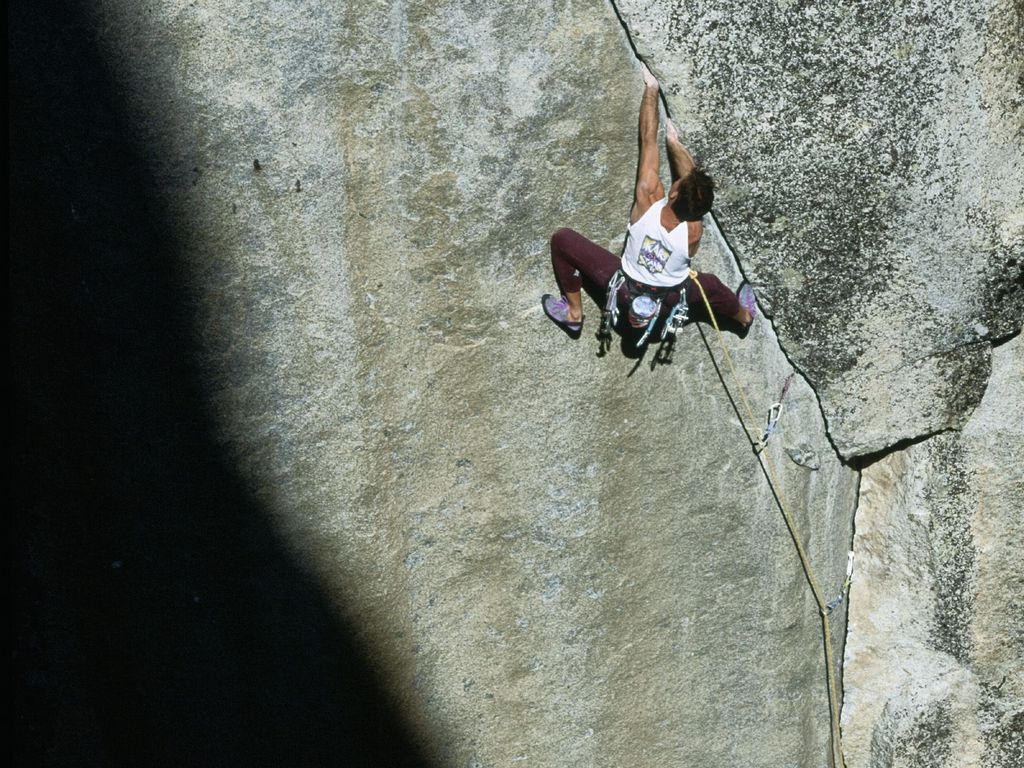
[542,63,755,342]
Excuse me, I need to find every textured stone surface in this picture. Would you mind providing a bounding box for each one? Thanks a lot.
[14,0,1022,767]
[842,335,1023,768]
[613,0,1023,457]
[11,0,858,766]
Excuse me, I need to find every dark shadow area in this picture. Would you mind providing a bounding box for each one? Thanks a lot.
[11,3,435,766]
[847,428,952,471]
[991,327,1021,348]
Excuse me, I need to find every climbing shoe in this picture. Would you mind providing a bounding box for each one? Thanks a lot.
[738,281,758,320]
[542,294,583,339]
[737,281,757,339]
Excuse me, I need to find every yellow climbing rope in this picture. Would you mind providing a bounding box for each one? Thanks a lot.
[690,271,847,768]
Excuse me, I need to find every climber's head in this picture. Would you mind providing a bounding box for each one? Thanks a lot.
[668,169,714,221]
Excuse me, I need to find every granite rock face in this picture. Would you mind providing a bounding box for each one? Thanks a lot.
[607,5,1024,765]
[13,1,1023,767]
[842,336,1023,768]
[613,0,1023,458]
[18,1,858,765]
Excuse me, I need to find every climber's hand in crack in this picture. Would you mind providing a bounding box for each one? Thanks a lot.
[665,117,679,144]
[665,116,698,184]
[640,61,659,90]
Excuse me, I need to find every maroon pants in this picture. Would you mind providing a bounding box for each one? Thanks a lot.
[550,228,741,320]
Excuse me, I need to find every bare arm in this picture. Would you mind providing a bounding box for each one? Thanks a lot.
[665,118,697,182]
[630,64,665,224]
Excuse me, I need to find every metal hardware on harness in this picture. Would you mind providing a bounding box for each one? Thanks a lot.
[596,271,626,357]
[652,284,689,367]
[635,297,663,347]
[661,292,689,341]
[606,271,625,327]
[600,270,693,356]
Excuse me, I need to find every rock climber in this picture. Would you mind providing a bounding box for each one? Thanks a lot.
[542,63,756,343]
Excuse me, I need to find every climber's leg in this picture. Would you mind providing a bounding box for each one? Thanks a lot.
[550,228,619,323]
[686,272,751,326]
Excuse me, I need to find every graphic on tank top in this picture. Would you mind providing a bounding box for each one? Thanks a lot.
[637,235,670,274]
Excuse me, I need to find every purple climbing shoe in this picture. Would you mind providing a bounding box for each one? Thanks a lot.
[542,294,583,338]
[738,282,758,320]
[737,281,757,339]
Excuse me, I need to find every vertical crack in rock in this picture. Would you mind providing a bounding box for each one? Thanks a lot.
[606,3,1022,768]
[606,4,855,767]
[604,0,849,465]
[607,0,1023,459]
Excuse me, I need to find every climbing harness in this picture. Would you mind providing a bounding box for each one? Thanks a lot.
[691,274,848,768]
[756,372,796,453]
[597,269,689,356]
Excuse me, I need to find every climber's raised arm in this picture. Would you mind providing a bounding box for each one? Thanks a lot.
[665,118,697,183]
[541,60,757,344]
[630,64,664,224]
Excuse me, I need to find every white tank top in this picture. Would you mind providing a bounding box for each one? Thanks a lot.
[621,198,690,287]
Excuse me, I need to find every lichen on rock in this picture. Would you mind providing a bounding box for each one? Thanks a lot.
[612,0,1023,458]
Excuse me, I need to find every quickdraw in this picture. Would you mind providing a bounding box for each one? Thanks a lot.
[756,372,795,453]
[596,271,625,357]
[824,552,856,616]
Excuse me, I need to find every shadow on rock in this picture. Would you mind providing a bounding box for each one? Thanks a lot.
[11,2,435,766]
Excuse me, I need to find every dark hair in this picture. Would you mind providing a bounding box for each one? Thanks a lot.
[670,169,715,221]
